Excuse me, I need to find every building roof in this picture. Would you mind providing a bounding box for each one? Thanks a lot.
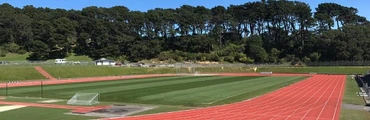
[95,58,115,62]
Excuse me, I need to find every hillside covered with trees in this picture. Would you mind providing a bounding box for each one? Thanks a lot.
[0,0,369,63]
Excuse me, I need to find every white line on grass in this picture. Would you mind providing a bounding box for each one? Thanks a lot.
[0,105,26,113]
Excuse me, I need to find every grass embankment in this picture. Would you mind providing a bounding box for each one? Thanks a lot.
[0,107,99,120]
[340,76,370,120]
[0,53,30,61]
[0,76,306,107]
[0,67,45,81]
[42,66,175,78]
[41,66,370,79]
[0,53,92,62]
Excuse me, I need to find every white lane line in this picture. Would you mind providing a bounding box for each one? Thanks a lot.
[0,105,26,113]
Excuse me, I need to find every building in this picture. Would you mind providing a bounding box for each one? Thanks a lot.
[95,58,115,66]
[55,59,66,64]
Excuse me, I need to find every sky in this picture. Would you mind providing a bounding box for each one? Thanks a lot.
[0,0,369,19]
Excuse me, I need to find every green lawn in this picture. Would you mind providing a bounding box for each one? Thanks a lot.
[340,75,370,120]
[0,67,45,81]
[340,109,370,120]
[0,107,99,120]
[0,53,29,61]
[65,54,92,61]
[0,76,307,107]
[342,76,365,105]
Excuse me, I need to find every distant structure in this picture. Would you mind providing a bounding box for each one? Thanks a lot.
[95,58,115,66]
[55,59,66,64]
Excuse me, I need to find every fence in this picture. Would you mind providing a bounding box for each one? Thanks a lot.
[355,75,370,101]
[173,62,288,68]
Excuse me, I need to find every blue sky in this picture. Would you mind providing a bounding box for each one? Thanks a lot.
[1,0,369,19]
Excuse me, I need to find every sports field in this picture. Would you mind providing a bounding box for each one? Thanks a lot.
[0,76,307,107]
[0,66,365,120]
[0,107,98,120]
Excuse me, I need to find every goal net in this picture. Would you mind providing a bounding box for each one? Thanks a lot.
[176,67,196,75]
[67,93,100,105]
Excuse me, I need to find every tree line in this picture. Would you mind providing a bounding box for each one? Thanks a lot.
[0,1,369,63]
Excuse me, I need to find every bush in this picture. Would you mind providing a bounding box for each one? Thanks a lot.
[0,49,8,57]
[290,58,302,66]
[302,56,311,63]
[1,43,21,53]
[158,51,177,61]
[17,49,27,54]
[309,52,321,62]
[224,56,235,63]
[285,54,295,62]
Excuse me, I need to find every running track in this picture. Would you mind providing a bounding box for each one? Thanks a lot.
[104,74,346,120]
[0,73,346,120]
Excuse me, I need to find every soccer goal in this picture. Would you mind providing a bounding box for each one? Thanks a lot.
[67,93,100,105]
[176,67,197,75]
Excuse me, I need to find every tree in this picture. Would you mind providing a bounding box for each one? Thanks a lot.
[27,40,49,60]
[269,48,280,63]
[246,35,268,62]
[0,2,368,63]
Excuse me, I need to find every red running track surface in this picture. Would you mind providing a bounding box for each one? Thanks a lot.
[104,74,346,120]
[34,66,57,80]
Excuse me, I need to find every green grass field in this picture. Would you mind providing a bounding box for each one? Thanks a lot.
[0,107,99,120]
[0,76,307,107]
[342,76,365,105]
[340,76,370,120]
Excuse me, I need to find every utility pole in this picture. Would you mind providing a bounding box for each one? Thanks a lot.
[5,82,8,97]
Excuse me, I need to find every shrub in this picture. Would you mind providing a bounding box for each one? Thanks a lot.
[224,56,235,63]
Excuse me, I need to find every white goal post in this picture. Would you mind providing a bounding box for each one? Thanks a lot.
[67,93,100,105]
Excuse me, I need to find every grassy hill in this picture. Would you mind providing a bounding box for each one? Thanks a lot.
[42,66,175,78]
[0,53,92,62]
[0,66,45,81]
[0,53,30,61]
